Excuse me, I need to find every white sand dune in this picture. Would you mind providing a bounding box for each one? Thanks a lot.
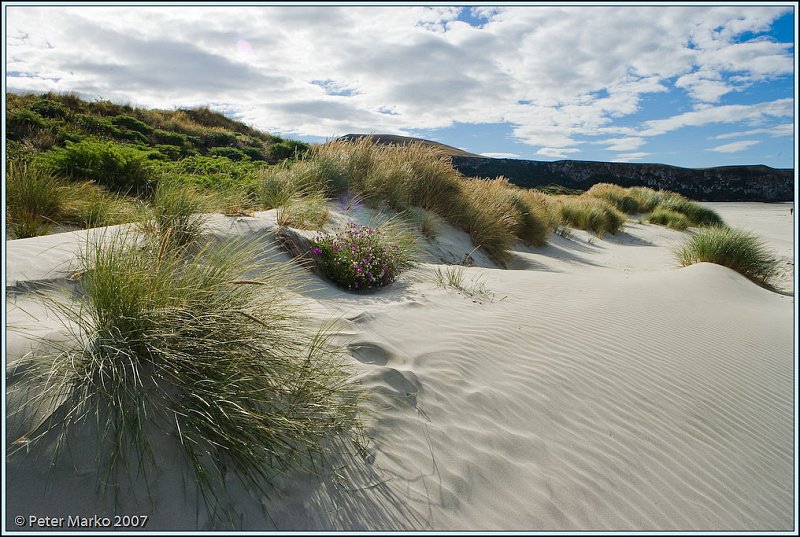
[4,202,795,531]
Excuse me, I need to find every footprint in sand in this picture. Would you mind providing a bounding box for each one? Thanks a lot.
[348,342,391,366]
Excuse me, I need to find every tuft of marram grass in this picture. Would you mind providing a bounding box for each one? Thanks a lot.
[276,192,330,230]
[400,205,442,240]
[656,196,724,227]
[675,226,778,287]
[586,183,642,214]
[648,206,690,231]
[6,160,66,238]
[451,178,519,264]
[556,196,627,237]
[141,180,211,248]
[506,187,552,247]
[432,264,496,303]
[15,231,366,520]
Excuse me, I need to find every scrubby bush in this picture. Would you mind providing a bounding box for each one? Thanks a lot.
[209,146,251,161]
[36,138,155,195]
[268,139,310,162]
[152,128,189,147]
[6,109,48,140]
[240,145,267,161]
[111,115,154,135]
[28,97,71,120]
[199,128,238,148]
[155,155,263,192]
[311,222,414,290]
[675,226,778,287]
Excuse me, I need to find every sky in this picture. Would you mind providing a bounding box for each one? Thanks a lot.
[4,3,796,169]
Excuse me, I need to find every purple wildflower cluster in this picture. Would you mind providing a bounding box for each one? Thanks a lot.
[311,222,403,291]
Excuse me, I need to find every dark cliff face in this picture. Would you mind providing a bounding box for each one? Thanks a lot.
[451,157,795,202]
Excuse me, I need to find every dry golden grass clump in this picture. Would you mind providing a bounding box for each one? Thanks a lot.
[587,183,724,228]
[278,138,559,263]
[555,195,627,237]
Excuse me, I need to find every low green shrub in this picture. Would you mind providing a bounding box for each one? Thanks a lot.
[36,138,155,195]
[311,222,413,290]
[268,140,310,162]
[152,128,188,147]
[209,146,251,161]
[6,109,48,140]
[111,114,154,135]
[675,226,778,287]
[155,155,264,192]
[28,97,71,120]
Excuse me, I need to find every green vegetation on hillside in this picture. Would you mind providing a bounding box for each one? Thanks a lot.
[6,92,724,260]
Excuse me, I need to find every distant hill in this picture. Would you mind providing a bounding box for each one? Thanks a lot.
[340,134,794,202]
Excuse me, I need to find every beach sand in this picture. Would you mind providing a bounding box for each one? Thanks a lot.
[5,202,795,531]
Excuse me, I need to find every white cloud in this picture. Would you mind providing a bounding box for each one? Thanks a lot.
[612,152,652,162]
[707,140,760,153]
[603,137,645,152]
[639,98,792,137]
[712,123,793,139]
[480,152,521,159]
[536,147,580,159]
[674,70,732,102]
[4,4,793,156]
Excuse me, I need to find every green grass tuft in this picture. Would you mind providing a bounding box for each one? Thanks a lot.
[6,160,66,238]
[675,226,778,287]
[142,180,211,248]
[557,196,627,237]
[648,206,690,231]
[16,232,366,519]
[586,183,642,214]
[656,196,724,227]
[276,192,330,230]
